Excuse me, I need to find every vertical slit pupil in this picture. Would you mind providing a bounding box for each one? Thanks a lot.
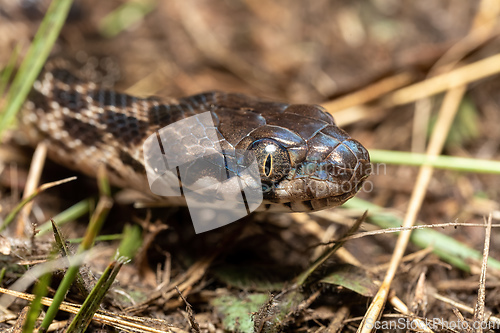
[265,154,272,177]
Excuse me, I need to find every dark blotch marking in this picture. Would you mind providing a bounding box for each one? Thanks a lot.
[62,115,104,146]
[91,90,136,108]
[48,136,73,153]
[52,88,85,111]
[99,90,115,106]
[119,151,144,173]
[28,89,50,111]
[51,69,83,84]
[148,103,186,128]
[99,110,149,146]
[179,91,216,108]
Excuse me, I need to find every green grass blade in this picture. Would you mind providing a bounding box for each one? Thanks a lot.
[68,233,123,244]
[66,223,137,331]
[370,149,500,174]
[37,259,83,333]
[0,177,76,233]
[0,267,6,285]
[22,272,52,333]
[116,224,142,260]
[0,43,22,98]
[51,220,89,298]
[341,197,500,272]
[99,0,156,38]
[38,196,113,332]
[66,259,124,332]
[37,199,92,236]
[0,0,74,135]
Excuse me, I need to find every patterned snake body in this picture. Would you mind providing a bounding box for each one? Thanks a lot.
[20,64,371,212]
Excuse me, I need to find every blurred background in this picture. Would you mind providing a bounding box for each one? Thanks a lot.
[1,0,500,332]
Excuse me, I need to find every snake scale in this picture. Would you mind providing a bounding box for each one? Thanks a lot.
[19,62,371,212]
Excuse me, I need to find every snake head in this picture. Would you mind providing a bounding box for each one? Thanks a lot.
[230,102,371,212]
[249,126,370,211]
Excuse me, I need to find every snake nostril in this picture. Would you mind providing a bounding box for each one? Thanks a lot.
[353,159,372,183]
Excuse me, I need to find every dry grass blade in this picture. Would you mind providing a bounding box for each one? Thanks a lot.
[175,286,200,333]
[0,287,187,332]
[358,2,500,330]
[0,176,77,233]
[324,49,500,128]
[127,225,243,312]
[10,305,28,332]
[325,43,500,128]
[16,142,47,237]
[127,251,217,312]
[358,77,465,333]
[389,296,434,333]
[322,72,414,113]
[432,292,500,328]
[0,305,17,323]
[326,305,350,332]
[381,55,500,108]
[412,14,500,153]
[0,251,90,309]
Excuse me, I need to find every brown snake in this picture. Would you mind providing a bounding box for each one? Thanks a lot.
[19,63,371,212]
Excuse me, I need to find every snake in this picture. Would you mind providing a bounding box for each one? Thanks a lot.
[19,62,371,213]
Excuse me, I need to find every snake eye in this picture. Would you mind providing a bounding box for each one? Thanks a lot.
[264,154,272,177]
[248,139,291,184]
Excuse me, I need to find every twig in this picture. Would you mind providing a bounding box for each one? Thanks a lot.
[473,214,493,332]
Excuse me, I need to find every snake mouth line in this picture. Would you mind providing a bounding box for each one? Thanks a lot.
[262,157,371,207]
[262,173,369,212]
